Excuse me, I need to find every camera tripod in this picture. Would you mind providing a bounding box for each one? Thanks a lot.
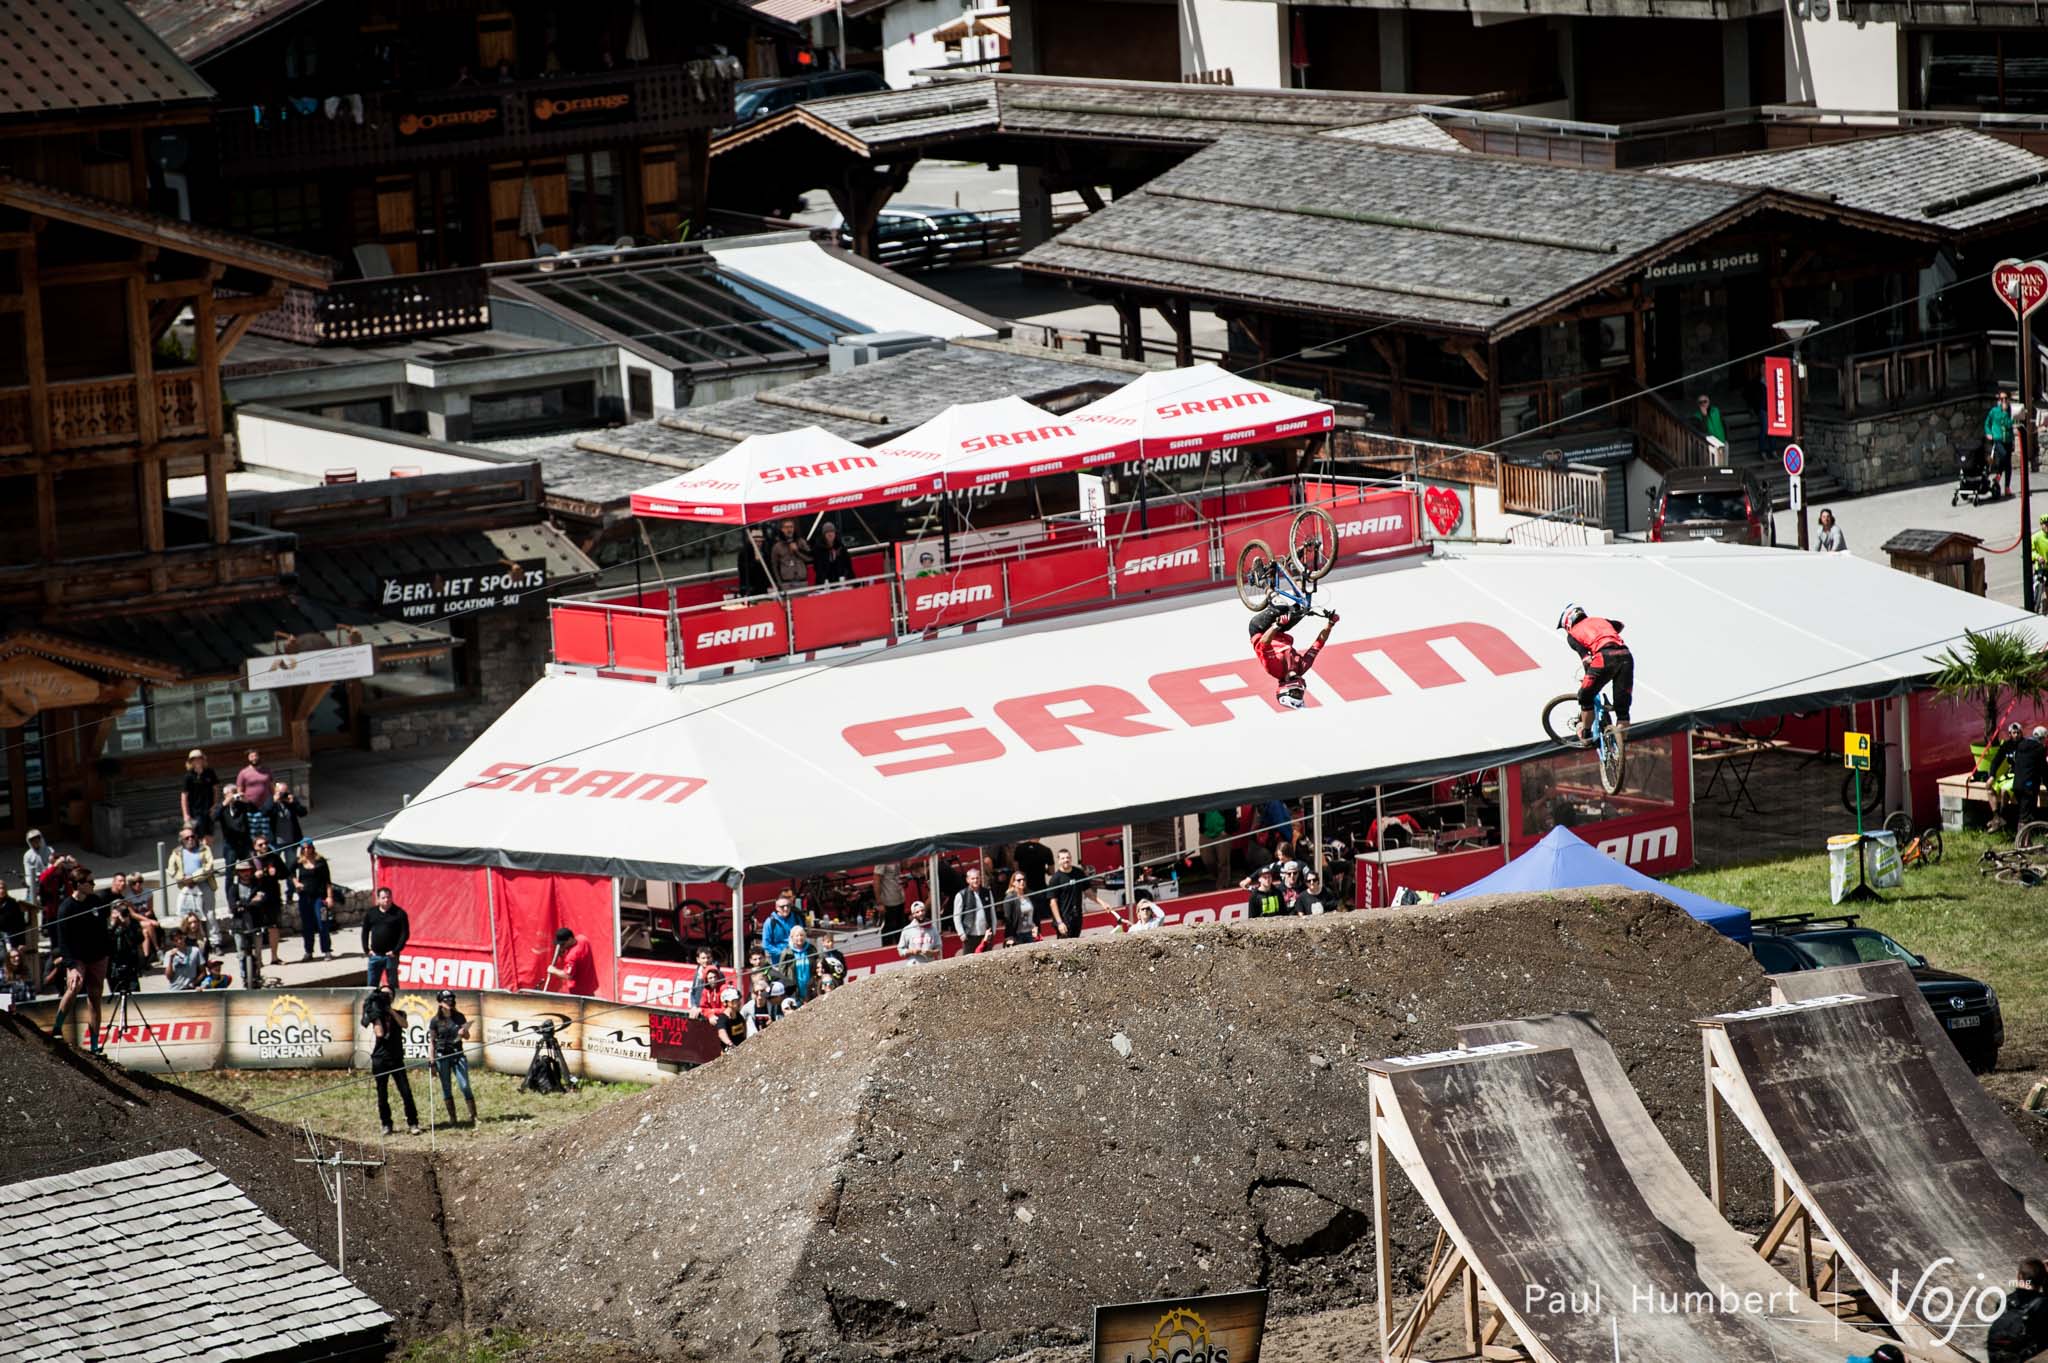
[96,980,175,1070]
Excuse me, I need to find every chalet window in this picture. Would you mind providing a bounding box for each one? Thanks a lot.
[226,184,324,251]
[105,683,280,757]
[1914,31,2048,113]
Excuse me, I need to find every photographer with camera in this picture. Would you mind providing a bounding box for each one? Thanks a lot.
[361,989,422,1136]
[228,864,271,990]
[50,869,111,1053]
[104,893,147,998]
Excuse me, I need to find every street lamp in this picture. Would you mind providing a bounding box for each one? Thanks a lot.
[1773,319,1820,550]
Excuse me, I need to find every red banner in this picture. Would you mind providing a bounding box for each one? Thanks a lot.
[610,611,670,672]
[551,606,612,668]
[488,868,615,995]
[1303,483,1417,557]
[1006,544,1111,617]
[1220,509,1299,582]
[1112,525,1213,594]
[790,581,894,652]
[373,857,490,951]
[1763,356,1795,438]
[680,600,787,668]
[902,562,1008,632]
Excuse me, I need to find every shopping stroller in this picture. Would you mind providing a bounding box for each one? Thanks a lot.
[1954,440,1996,507]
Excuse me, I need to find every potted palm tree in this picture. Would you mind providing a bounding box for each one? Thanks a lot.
[1929,629,2048,774]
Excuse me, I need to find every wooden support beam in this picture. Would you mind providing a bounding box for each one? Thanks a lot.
[1447,340,1488,383]
[1704,1032,1727,1214]
[193,282,227,545]
[21,229,48,455]
[126,272,160,452]
[36,259,148,286]
[1372,1097,1395,1363]
[215,310,260,361]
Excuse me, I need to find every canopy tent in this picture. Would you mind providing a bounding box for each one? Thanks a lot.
[628,426,943,522]
[874,394,1139,489]
[1070,363,1335,457]
[373,542,2046,883]
[1441,825,1751,941]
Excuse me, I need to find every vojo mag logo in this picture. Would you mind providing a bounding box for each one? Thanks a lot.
[1125,1307,1231,1363]
[249,994,335,1061]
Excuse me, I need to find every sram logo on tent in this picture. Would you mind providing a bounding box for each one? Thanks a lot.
[1121,548,1201,575]
[842,622,1538,776]
[466,762,706,804]
[759,455,877,484]
[1158,391,1268,418]
[696,621,778,649]
[1338,514,1406,538]
[913,584,995,611]
[962,424,1075,451]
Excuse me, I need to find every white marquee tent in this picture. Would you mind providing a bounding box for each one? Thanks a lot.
[374,543,2043,883]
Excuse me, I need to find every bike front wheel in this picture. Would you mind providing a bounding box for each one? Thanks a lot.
[1540,694,1585,746]
[1289,508,1339,583]
[1236,539,1278,611]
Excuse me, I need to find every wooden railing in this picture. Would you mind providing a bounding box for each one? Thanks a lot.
[865,206,1089,272]
[249,269,491,346]
[1630,389,1714,473]
[1500,461,1607,523]
[1804,333,1999,417]
[1040,326,1228,366]
[215,59,740,176]
[0,372,210,454]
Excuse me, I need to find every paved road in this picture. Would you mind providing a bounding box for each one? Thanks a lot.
[1772,472,2044,609]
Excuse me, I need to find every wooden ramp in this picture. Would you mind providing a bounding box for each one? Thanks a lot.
[1699,991,2037,1362]
[1366,1040,1871,1363]
[1773,961,2048,1239]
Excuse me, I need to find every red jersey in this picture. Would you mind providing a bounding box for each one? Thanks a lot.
[1254,631,1321,684]
[556,938,599,995]
[1565,616,1625,660]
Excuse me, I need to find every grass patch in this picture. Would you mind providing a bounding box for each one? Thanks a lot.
[1671,827,2048,1086]
[164,1065,647,1146]
[395,1329,536,1363]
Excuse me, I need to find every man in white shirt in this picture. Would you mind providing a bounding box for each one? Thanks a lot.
[897,901,938,964]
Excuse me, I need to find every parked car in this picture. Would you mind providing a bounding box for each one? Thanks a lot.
[1647,465,1775,546]
[731,69,888,126]
[829,203,986,266]
[1749,914,2003,1071]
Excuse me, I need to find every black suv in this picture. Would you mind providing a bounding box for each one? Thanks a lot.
[731,69,889,126]
[1750,914,2003,1072]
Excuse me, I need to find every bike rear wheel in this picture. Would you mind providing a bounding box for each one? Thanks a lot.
[1289,508,1339,583]
[1540,694,1586,746]
[2019,821,2048,853]
[1920,827,1944,865]
[1597,710,1628,795]
[1883,811,1913,843]
[1236,539,1278,611]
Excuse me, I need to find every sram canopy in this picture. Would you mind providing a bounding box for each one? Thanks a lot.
[628,426,943,523]
[1071,363,1335,458]
[373,542,2045,882]
[875,394,1138,488]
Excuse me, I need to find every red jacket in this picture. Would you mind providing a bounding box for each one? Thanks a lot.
[1254,631,1321,684]
[1565,616,1625,661]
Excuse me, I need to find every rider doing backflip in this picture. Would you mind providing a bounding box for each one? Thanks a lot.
[1250,604,1338,710]
[1557,604,1631,741]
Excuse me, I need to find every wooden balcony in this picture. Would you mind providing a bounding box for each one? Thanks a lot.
[0,517,294,613]
[248,270,491,346]
[0,372,208,457]
[215,60,740,178]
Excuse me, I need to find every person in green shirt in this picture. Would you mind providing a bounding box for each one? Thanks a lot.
[1690,393,1727,448]
[2032,514,2048,610]
[1986,393,2016,499]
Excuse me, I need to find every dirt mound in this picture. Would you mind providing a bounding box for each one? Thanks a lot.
[444,891,1776,1362]
[0,1013,461,1331]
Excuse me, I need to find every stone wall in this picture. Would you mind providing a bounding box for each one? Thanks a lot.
[365,605,546,754]
[1804,395,1986,495]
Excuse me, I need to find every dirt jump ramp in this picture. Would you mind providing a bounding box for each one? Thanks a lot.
[443,890,1779,1363]
[1453,1010,1898,1359]
[1773,961,2048,1239]
[1700,990,2038,1361]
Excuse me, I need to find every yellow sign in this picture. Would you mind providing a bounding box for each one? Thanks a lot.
[1844,730,1871,771]
[1092,1290,1268,1363]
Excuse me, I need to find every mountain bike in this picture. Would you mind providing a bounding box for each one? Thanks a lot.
[1540,685,1628,795]
[1882,811,1944,869]
[1235,508,1338,613]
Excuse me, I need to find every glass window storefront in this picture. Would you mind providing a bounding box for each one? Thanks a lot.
[106,682,280,757]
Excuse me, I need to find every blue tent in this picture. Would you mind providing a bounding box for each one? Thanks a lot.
[1443,826,1750,942]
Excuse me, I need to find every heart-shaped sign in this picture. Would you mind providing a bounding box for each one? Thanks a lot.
[1992,258,2048,318]
[1423,485,1465,537]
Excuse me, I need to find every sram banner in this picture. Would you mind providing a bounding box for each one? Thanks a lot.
[1113,526,1212,593]
[681,600,787,668]
[1302,482,1418,556]
[903,562,1008,631]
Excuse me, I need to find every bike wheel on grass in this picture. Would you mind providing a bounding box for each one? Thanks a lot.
[1288,508,1339,583]
[1919,826,1944,864]
[1236,539,1278,611]
[1883,811,1913,844]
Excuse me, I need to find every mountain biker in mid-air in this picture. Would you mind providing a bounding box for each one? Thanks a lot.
[1557,605,1631,742]
[1251,603,1339,710]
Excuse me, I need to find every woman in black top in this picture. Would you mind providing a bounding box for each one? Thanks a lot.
[429,990,477,1125]
[293,842,334,962]
[811,521,856,585]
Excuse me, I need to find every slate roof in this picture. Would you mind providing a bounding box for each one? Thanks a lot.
[1321,114,1468,153]
[124,0,322,63]
[1655,128,2048,235]
[1024,132,1768,337]
[713,74,1444,159]
[0,0,213,117]
[525,341,1144,508]
[0,1148,391,1363]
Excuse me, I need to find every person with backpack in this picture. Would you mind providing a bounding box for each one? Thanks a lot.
[363,989,421,1136]
[1990,1258,2048,1363]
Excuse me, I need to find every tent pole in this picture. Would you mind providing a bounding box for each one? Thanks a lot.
[1498,767,1512,867]
[730,875,746,980]
[1121,823,1137,922]
[926,851,942,958]
[1311,793,1325,880]
[942,494,954,567]
[1374,785,1387,908]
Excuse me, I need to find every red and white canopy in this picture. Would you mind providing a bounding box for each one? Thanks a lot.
[875,395,1139,490]
[1070,363,1334,459]
[629,426,944,524]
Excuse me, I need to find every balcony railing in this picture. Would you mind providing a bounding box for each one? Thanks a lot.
[1500,462,1608,524]
[1804,334,1991,418]
[1630,389,1715,473]
[0,372,208,455]
[215,58,741,176]
[249,269,492,346]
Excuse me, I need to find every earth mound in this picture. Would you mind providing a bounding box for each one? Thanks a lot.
[445,890,1776,1362]
[0,1013,461,1331]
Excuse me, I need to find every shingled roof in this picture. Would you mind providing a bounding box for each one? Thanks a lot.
[1654,128,2048,235]
[0,175,333,286]
[713,73,1446,160]
[0,0,213,117]
[0,1148,391,1362]
[514,340,1144,510]
[124,0,323,64]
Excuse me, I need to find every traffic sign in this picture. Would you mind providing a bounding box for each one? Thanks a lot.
[1782,442,1804,478]
[1789,473,1803,512]
[1844,730,1871,771]
[1993,259,2048,319]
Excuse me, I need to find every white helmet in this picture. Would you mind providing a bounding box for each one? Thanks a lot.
[1557,604,1586,630]
[1277,682,1307,711]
